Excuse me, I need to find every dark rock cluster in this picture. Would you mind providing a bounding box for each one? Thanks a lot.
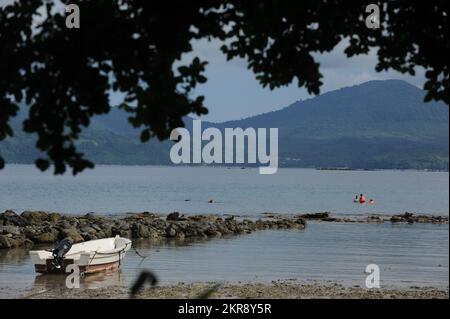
[390,212,449,224]
[0,210,307,249]
[297,211,448,224]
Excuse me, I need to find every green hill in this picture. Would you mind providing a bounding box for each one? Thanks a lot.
[218,80,449,169]
[1,80,448,170]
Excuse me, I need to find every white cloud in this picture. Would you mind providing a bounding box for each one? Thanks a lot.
[184,38,427,121]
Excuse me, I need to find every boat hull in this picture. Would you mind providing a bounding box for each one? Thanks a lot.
[30,236,131,275]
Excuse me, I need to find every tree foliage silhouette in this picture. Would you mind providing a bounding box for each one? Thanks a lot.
[0,0,448,174]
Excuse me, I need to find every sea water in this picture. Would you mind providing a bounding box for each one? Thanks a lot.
[0,165,448,298]
[0,165,448,215]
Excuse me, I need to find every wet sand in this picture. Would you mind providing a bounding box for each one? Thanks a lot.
[21,281,449,299]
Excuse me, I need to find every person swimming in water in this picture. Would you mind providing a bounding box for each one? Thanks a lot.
[359,194,366,204]
[369,199,375,204]
[353,195,359,203]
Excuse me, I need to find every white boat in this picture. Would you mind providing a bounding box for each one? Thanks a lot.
[30,236,132,275]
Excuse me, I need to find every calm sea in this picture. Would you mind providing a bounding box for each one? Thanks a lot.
[0,165,448,297]
[0,223,448,298]
[0,165,448,215]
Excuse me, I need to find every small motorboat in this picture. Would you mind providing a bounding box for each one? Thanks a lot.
[30,236,132,275]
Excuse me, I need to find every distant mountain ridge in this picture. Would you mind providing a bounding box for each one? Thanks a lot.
[1,80,448,170]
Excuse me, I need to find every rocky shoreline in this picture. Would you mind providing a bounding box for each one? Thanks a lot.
[0,210,307,249]
[0,210,448,249]
[296,211,449,224]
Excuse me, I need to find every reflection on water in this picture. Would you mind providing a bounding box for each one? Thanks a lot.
[33,270,127,290]
[0,248,29,267]
[0,222,448,298]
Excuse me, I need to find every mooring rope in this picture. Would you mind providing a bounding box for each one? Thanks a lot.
[65,241,133,275]
[87,250,98,268]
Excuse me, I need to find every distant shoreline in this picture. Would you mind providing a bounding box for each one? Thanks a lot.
[1,163,449,173]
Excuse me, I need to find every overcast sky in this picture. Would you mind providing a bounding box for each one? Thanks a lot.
[184,39,425,122]
[1,0,426,122]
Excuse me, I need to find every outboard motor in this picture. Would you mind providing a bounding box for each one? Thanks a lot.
[51,237,73,270]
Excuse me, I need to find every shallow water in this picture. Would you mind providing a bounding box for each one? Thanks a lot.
[0,165,448,215]
[0,165,448,298]
[0,222,448,298]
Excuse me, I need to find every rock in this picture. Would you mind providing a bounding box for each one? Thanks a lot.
[111,226,121,237]
[391,212,417,223]
[0,234,20,248]
[388,214,447,224]
[300,212,330,220]
[204,225,219,236]
[0,225,21,236]
[21,211,49,224]
[175,231,186,240]
[390,216,403,223]
[131,223,150,238]
[82,233,98,241]
[1,210,446,249]
[102,225,113,237]
[35,232,57,243]
[23,239,34,248]
[188,215,206,222]
[167,212,180,221]
[56,220,72,229]
[23,226,37,238]
[0,210,29,227]
[197,230,208,238]
[118,221,130,231]
[91,224,103,232]
[85,212,96,218]
[48,213,62,223]
[96,231,106,238]
[60,228,84,243]
[434,216,449,223]
[166,225,177,237]
[367,216,383,223]
[145,228,159,239]
[114,228,131,238]
[138,224,150,238]
[80,226,97,235]
[0,235,11,248]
